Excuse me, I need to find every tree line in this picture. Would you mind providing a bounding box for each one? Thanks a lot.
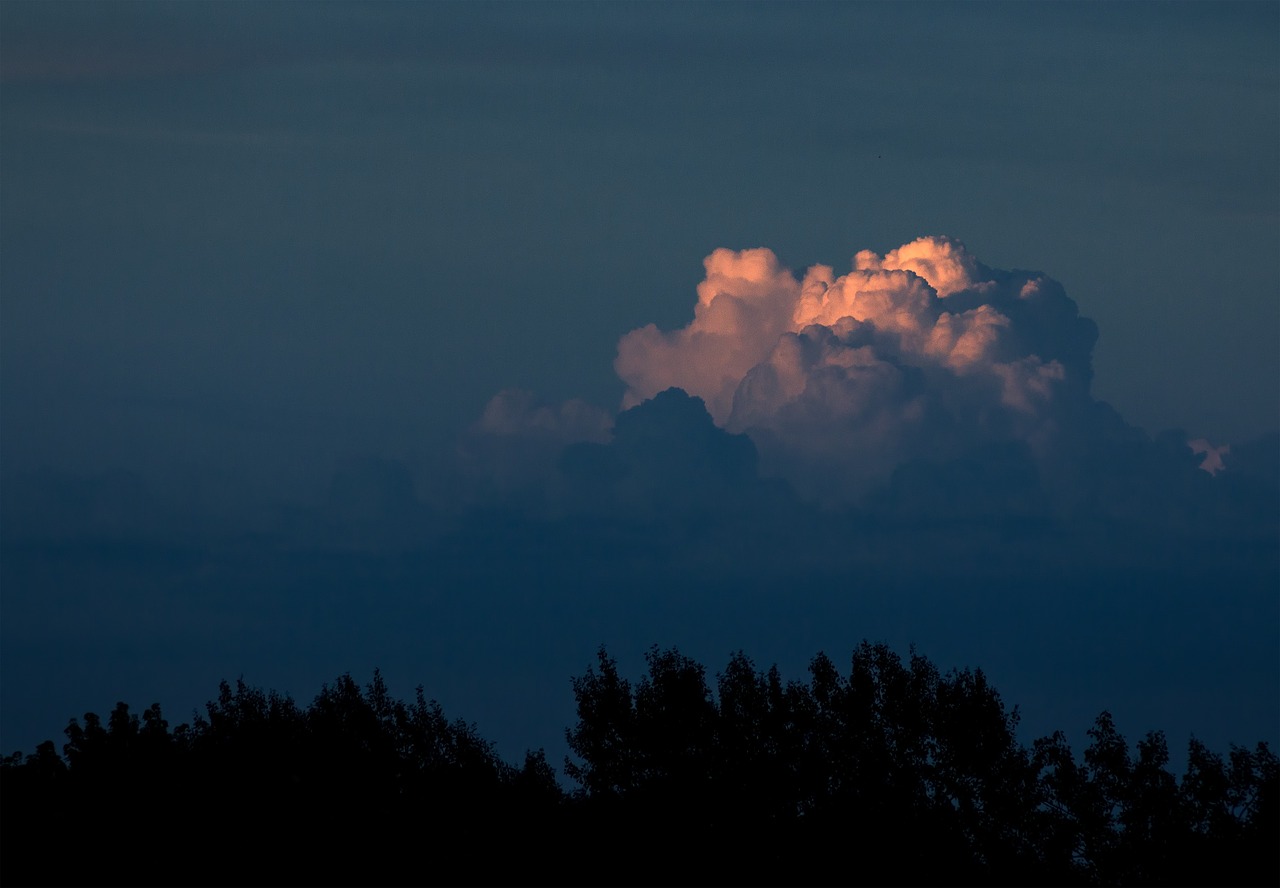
[2,642,1275,885]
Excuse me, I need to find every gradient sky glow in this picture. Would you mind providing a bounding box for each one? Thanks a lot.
[1,1,1277,768]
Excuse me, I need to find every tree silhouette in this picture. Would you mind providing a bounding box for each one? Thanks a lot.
[563,646,639,799]
[562,643,1278,885]
[2,643,1276,885]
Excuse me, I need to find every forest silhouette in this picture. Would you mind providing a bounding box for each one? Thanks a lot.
[2,642,1275,886]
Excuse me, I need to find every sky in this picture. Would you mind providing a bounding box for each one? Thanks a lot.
[1,1,1277,768]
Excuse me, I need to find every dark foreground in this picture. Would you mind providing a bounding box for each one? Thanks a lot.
[3,643,1276,885]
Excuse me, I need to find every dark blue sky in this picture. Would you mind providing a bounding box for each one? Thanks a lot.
[1,1,1277,768]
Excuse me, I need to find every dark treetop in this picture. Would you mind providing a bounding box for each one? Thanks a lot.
[3,642,1276,886]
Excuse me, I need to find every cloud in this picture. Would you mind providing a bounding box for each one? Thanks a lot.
[1188,438,1230,475]
[473,389,613,445]
[556,388,772,520]
[461,236,1274,541]
[614,236,1117,503]
[456,389,613,508]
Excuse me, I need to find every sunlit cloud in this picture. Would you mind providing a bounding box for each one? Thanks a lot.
[615,236,1102,501]
[468,236,1254,517]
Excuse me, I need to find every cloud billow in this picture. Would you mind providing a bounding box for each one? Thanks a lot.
[614,236,1105,504]
[466,235,1275,545]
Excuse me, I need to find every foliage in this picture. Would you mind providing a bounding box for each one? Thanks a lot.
[563,642,1277,885]
[3,645,1276,885]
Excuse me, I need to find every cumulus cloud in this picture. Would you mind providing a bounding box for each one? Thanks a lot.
[463,235,1267,532]
[615,236,1112,502]
[556,388,768,520]
[473,389,614,445]
[457,389,613,506]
